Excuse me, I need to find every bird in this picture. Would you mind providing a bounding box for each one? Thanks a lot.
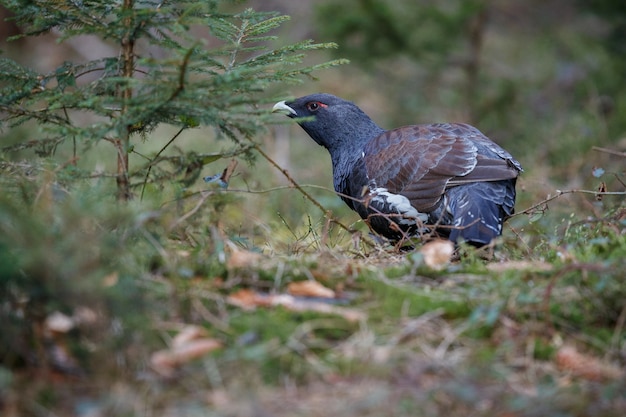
[272,93,522,247]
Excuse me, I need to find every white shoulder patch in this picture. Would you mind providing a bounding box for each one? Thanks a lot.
[370,187,428,225]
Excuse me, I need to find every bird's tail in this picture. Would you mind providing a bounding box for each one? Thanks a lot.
[445,182,514,247]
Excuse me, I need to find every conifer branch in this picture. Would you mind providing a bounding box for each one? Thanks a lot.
[1,1,347,207]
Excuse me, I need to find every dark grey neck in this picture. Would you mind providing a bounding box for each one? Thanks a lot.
[326,121,385,170]
[326,122,385,197]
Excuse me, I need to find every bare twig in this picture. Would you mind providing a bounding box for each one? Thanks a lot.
[592,146,626,158]
[251,143,364,241]
[568,207,626,229]
[168,190,213,231]
[512,188,626,219]
[613,173,626,189]
[139,127,185,201]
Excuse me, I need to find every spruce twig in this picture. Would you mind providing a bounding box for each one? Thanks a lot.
[251,143,363,241]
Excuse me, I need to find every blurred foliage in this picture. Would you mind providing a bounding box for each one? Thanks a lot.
[582,0,626,59]
[315,0,490,124]
[316,0,486,64]
[580,0,626,135]
[0,173,153,370]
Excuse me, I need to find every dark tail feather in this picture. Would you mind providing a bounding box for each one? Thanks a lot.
[446,183,510,247]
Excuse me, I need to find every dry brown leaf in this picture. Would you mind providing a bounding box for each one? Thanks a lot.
[271,294,365,322]
[226,288,272,309]
[228,288,365,322]
[171,325,208,348]
[555,345,623,381]
[420,239,454,270]
[151,338,222,377]
[287,280,335,298]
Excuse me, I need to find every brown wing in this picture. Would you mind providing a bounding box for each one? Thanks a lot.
[363,123,520,212]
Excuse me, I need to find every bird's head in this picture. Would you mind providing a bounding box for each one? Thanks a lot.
[272,93,383,152]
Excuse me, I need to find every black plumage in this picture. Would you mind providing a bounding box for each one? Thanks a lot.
[273,93,522,247]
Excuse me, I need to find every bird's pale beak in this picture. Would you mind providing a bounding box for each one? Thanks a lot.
[272,101,297,116]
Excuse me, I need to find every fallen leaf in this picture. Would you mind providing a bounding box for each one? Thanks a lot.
[227,288,272,309]
[227,289,365,322]
[271,294,365,322]
[151,326,222,377]
[151,338,222,377]
[45,311,75,334]
[172,325,208,348]
[420,239,454,270]
[287,280,335,298]
[555,345,622,381]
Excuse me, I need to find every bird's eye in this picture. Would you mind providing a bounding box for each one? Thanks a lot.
[306,101,326,112]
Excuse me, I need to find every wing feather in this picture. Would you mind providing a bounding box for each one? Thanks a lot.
[363,123,521,212]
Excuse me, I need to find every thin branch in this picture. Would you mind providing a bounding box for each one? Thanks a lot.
[592,146,626,158]
[61,106,76,164]
[568,207,626,229]
[168,190,214,231]
[251,143,365,242]
[512,188,626,219]
[171,45,196,102]
[139,126,185,201]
